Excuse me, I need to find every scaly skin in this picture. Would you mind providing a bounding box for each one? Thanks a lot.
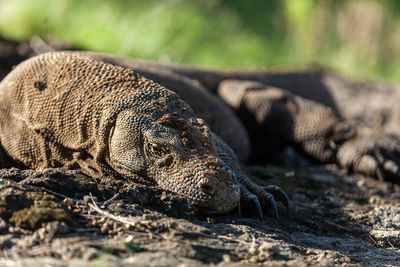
[218,80,400,182]
[0,52,288,217]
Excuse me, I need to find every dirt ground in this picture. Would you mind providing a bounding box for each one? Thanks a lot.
[0,37,400,266]
[0,157,399,267]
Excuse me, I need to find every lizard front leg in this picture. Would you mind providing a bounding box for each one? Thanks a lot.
[218,79,400,183]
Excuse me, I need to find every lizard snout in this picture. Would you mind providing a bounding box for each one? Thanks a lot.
[191,165,240,215]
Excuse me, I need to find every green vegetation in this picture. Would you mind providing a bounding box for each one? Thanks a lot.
[0,0,399,82]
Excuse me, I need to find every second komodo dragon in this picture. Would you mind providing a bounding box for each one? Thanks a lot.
[0,52,288,219]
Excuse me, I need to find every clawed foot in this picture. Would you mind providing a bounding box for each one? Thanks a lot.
[337,129,400,183]
[212,131,290,220]
[236,178,289,220]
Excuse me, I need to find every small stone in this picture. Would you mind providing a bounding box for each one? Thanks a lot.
[248,256,258,263]
[249,246,257,255]
[83,195,97,203]
[8,226,22,233]
[61,254,70,261]
[357,180,366,188]
[82,247,98,261]
[224,233,234,238]
[222,254,231,262]
[125,235,134,243]
[206,217,214,224]
[258,242,280,257]
[369,196,380,204]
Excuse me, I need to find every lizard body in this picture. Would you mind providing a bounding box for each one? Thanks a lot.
[0,52,288,216]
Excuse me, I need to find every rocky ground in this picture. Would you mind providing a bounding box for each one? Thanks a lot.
[0,37,399,266]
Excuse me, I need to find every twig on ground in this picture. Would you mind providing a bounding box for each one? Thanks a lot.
[369,234,379,246]
[18,183,75,201]
[88,193,137,227]
[386,238,400,253]
[101,193,120,208]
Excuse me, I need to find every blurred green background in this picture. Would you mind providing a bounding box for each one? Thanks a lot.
[0,0,399,82]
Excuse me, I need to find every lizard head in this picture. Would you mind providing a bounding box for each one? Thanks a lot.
[107,92,240,214]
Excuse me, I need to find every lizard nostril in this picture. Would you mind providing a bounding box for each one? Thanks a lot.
[199,182,215,195]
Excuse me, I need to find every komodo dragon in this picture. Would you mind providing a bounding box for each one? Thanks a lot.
[0,52,289,219]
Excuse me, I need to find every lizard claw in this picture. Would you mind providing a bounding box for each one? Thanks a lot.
[249,194,264,220]
[262,192,279,220]
[239,187,264,220]
[238,181,285,220]
[265,185,290,212]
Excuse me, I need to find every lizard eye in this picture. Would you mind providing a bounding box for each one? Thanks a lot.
[147,143,163,157]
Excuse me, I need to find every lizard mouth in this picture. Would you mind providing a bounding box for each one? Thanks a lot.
[109,159,156,185]
[109,158,138,177]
